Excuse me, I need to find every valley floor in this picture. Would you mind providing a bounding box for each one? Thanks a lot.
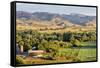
[16,42,97,65]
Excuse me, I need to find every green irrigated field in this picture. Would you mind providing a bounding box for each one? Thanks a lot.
[58,42,96,62]
[78,48,96,61]
[78,42,96,61]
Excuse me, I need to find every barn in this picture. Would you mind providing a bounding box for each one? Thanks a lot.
[28,50,46,57]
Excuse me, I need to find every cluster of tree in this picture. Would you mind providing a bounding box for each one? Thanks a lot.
[16,30,96,52]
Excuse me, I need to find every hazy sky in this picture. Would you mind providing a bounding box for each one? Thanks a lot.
[16,3,96,16]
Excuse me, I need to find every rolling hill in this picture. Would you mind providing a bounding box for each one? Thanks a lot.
[16,11,96,25]
[16,11,96,32]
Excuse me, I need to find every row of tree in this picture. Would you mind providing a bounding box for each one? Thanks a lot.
[16,30,96,52]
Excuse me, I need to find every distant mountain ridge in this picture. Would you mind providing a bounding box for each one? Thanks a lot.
[16,11,96,25]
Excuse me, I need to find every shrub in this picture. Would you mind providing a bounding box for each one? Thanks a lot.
[72,39,81,47]
[72,57,81,62]
[16,56,24,64]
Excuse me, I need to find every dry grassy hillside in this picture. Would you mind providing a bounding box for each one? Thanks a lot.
[16,19,96,33]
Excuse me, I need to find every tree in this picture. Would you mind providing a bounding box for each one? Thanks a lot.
[81,33,88,41]
[69,34,75,43]
[38,40,49,51]
[63,33,71,42]
[72,39,80,47]
[16,56,24,64]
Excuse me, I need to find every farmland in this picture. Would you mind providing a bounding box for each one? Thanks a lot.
[16,28,97,65]
[16,42,96,65]
[16,11,97,65]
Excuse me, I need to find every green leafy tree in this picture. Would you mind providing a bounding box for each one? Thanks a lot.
[72,39,81,47]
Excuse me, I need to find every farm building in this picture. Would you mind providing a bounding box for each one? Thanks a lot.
[28,50,46,57]
[16,43,24,54]
[16,43,46,57]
